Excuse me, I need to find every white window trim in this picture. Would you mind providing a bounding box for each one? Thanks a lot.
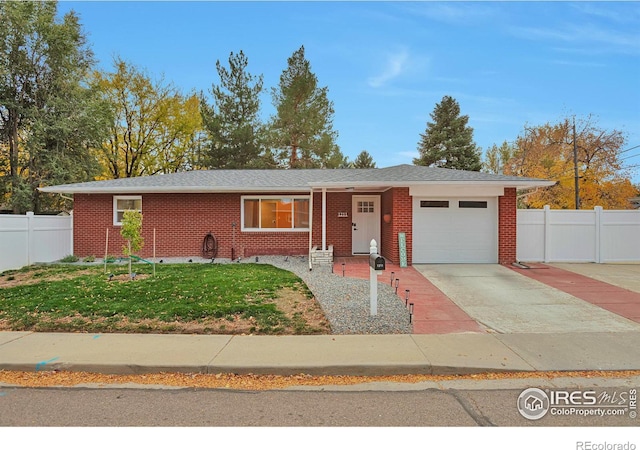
[241,195,310,232]
[113,195,142,226]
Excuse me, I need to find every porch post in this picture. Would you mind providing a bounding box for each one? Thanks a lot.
[322,188,327,251]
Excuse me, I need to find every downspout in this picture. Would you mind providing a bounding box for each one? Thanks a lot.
[308,187,314,271]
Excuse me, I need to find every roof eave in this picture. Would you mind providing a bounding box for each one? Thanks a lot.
[310,180,556,189]
[38,186,314,194]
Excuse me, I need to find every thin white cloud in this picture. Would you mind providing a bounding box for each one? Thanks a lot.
[367,48,411,88]
[509,23,640,54]
[402,2,500,25]
[572,3,640,25]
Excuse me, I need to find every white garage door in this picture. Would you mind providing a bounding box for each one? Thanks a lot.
[412,198,498,263]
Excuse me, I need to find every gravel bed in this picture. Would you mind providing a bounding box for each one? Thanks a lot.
[68,255,413,335]
[153,255,412,334]
[254,256,412,335]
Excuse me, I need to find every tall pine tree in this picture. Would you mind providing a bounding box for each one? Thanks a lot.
[200,50,265,169]
[413,95,481,171]
[269,46,343,168]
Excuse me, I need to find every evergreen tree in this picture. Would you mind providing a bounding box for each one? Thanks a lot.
[352,150,376,168]
[0,1,109,213]
[269,46,344,168]
[413,95,481,171]
[201,50,265,169]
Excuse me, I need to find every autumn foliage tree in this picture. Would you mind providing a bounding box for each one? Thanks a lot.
[0,1,109,213]
[505,116,636,209]
[482,141,516,174]
[120,210,143,279]
[92,58,202,179]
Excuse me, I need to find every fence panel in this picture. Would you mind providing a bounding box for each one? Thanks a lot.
[516,209,545,262]
[0,213,73,272]
[517,206,640,263]
[600,211,640,263]
[547,210,597,262]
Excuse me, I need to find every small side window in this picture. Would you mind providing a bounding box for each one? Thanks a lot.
[459,201,487,209]
[113,196,142,225]
[420,200,449,208]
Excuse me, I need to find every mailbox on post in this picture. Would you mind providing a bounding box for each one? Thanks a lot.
[368,239,385,316]
[369,254,386,272]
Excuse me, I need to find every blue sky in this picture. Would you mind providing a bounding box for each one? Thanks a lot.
[58,1,640,182]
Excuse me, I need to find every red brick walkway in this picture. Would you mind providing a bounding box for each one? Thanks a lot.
[333,258,485,334]
[508,264,640,323]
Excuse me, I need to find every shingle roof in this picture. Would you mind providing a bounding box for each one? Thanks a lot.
[39,164,554,194]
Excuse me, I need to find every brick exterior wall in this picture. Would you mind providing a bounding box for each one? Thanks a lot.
[73,191,379,260]
[498,187,517,265]
[322,192,352,257]
[75,193,312,259]
[73,187,512,265]
[380,188,412,265]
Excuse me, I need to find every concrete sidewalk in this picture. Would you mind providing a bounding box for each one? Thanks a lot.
[1,331,639,376]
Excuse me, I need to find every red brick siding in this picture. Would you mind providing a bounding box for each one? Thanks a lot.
[74,193,310,259]
[323,192,353,257]
[498,188,517,264]
[380,188,412,265]
[381,189,394,262]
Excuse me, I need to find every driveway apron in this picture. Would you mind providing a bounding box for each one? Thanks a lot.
[511,263,640,323]
[413,264,640,334]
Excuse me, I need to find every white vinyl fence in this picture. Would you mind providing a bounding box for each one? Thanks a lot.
[517,206,640,263]
[0,212,73,272]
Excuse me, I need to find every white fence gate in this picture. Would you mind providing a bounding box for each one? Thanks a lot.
[517,206,640,263]
[0,212,73,272]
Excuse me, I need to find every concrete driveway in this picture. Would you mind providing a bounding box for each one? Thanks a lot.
[413,264,640,334]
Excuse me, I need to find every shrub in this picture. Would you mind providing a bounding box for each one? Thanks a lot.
[59,255,79,263]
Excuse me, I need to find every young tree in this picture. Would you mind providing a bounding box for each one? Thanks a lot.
[413,95,482,171]
[269,46,344,168]
[482,141,516,174]
[92,58,202,179]
[120,210,144,279]
[505,116,636,209]
[352,150,376,168]
[200,50,265,169]
[0,1,109,213]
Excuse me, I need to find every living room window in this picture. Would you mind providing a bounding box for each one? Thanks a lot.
[242,196,310,231]
[113,196,142,226]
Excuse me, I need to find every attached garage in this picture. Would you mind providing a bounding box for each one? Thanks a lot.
[412,197,498,263]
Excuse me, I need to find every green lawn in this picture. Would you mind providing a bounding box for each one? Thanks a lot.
[0,263,329,335]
